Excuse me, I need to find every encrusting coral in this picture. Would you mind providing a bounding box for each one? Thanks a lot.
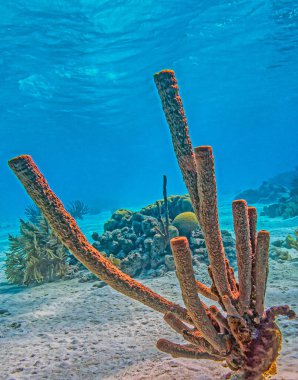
[8,70,295,379]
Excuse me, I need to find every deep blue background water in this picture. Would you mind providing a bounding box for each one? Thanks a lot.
[0,0,298,222]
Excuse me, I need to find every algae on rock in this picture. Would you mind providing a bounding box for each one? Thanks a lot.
[285,228,298,251]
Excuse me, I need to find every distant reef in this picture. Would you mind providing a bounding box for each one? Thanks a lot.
[235,182,289,204]
[91,195,236,278]
[6,189,295,286]
[4,195,236,285]
[235,167,298,219]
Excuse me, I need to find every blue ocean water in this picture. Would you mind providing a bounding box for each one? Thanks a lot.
[0,0,297,223]
[1,3,298,379]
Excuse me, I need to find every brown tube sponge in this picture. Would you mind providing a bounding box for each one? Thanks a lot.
[195,146,232,300]
[232,200,252,312]
[222,295,241,318]
[8,155,190,322]
[255,230,270,317]
[182,330,219,355]
[163,312,190,335]
[209,305,229,332]
[266,305,296,321]
[153,70,200,220]
[170,236,226,353]
[248,206,257,254]
[248,206,258,308]
[163,312,216,355]
[196,280,219,302]
[156,339,223,361]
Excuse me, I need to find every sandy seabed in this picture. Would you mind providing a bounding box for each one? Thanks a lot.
[0,256,297,380]
[0,209,297,380]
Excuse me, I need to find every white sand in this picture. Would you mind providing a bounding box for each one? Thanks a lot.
[0,207,297,379]
[0,255,297,380]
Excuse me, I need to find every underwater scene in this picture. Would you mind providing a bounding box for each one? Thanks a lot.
[0,1,298,379]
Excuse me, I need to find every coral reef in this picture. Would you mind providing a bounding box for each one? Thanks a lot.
[235,182,288,204]
[141,194,193,219]
[8,69,295,379]
[92,201,235,278]
[172,211,199,237]
[235,172,298,219]
[262,196,298,219]
[266,166,298,188]
[261,181,297,220]
[91,175,235,279]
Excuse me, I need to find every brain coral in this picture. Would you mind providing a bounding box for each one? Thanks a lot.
[172,212,199,237]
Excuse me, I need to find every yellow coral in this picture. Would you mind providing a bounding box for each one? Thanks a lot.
[286,228,298,250]
[172,212,199,237]
[101,252,121,268]
[108,254,121,268]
